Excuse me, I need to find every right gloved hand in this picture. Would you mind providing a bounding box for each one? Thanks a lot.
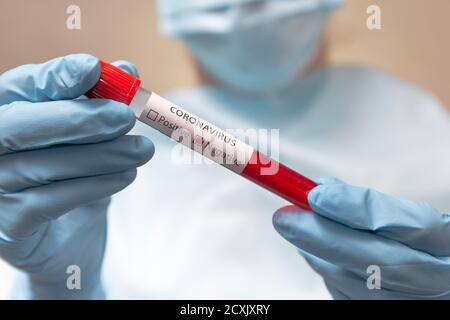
[0,54,154,299]
[273,177,450,299]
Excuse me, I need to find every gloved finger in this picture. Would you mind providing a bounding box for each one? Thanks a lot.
[0,99,135,155]
[0,54,100,105]
[273,206,450,295]
[303,252,450,300]
[0,135,154,193]
[0,169,138,239]
[308,178,450,256]
[111,60,139,78]
[300,250,401,300]
[324,281,350,300]
[0,197,110,272]
[300,250,371,299]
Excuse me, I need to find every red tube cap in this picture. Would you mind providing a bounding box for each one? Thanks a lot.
[86,60,141,106]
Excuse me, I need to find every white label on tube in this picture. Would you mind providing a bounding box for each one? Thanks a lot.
[134,90,254,174]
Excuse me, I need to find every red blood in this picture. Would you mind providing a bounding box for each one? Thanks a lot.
[242,151,317,211]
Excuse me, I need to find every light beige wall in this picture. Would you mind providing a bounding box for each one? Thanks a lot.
[0,0,199,94]
[328,0,450,109]
[1,0,449,109]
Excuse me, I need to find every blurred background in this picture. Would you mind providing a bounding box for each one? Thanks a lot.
[0,0,449,299]
[0,0,449,108]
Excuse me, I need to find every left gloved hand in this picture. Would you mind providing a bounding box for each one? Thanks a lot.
[273,177,450,299]
[0,55,153,299]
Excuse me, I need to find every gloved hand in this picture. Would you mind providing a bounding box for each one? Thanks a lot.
[273,177,450,299]
[0,54,154,299]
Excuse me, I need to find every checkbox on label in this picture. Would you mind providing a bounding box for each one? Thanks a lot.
[146,109,159,121]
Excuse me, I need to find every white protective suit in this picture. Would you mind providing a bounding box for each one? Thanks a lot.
[102,65,450,299]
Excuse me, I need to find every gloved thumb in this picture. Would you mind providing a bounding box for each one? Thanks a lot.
[308,177,450,256]
[111,60,139,78]
[0,54,100,105]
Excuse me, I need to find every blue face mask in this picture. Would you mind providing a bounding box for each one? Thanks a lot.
[158,0,343,93]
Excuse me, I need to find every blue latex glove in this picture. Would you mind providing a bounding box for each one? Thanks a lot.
[0,54,154,299]
[273,177,450,299]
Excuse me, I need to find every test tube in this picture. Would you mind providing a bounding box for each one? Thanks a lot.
[86,61,317,211]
